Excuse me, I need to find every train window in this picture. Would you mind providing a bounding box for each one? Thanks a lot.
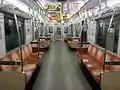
[18,20,25,45]
[55,27,61,39]
[70,24,73,36]
[44,27,48,36]
[4,18,11,35]
[4,16,25,52]
[96,18,119,53]
[75,30,79,37]
[97,20,106,47]
[113,21,119,53]
[64,27,68,34]
[40,24,44,36]
[49,27,53,33]
[40,30,43,36]
[74,24,79,37]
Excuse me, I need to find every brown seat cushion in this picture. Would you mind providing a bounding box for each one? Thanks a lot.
[91,69,102,83]
[24,70,33,83]
[16,64,36,71]
[82,54,102,68]
[17,64,36,82]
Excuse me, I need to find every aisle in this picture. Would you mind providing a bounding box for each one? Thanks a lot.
[32,41,92,90]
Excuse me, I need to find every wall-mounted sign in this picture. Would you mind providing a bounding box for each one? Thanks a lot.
[62,3,69,14]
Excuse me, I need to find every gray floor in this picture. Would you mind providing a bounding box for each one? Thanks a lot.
[32,41,92,90]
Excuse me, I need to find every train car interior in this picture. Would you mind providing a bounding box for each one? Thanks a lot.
[1,0,120,90]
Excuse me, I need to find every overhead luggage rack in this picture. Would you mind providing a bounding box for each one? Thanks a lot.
[95,5,120,20]
[80,0,106,12]
[0,4,32,19]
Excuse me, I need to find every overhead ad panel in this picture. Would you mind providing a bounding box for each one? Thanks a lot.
[44,3,62,24]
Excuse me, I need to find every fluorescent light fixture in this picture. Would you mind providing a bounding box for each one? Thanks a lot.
[107,0,120,7]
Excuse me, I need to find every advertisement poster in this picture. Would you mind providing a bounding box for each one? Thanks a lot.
[44,3,62,24]
[62,3,69,14]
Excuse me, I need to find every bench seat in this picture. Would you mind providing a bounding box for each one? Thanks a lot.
[77,43,120,84]
[16,64,36,83]
[0,43,43,84]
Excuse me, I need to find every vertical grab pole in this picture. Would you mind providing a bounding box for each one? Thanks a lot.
[35,19,40,60]
[14,14,24,72]
[78,11,82,47]
[37,20,40,59]
[103,9,115,72]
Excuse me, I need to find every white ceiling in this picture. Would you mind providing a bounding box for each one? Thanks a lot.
[39,0,85,2]
[38,0,86,14]
[20,0,86,10]
[20,0,40,10]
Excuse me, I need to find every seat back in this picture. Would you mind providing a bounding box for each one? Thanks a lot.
[105,52,114,61]
[67,38,72,41]
[96,49,104,64]
[82,43,90,48]
[88,44,93,54]
[90,46,98,57]
[18,49,27,62]
[28,44,32,53]
[87,44,105,66]
[23,46,31,57]
[73,39,78,42]
[10,51,20,61]
[45,38,51,40]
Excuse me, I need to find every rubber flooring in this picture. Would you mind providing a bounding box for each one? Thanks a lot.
[32,41,92,90]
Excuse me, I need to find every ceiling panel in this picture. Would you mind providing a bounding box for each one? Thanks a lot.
[20,0,40,10]
[38,0,85,14]
[80,0,107,11]
[39,0,84,2]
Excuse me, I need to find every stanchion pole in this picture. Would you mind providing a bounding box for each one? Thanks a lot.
[14,13,24,72]
[103,9,115,72]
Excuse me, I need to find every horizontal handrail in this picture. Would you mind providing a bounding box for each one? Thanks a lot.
[0,61,21,65]
[105,61,120,65]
